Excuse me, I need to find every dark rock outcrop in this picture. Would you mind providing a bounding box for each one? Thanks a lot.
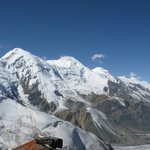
[13,137,63,150]
[56,107,145,146]
[36,137,63,149]
[94,97,150,134]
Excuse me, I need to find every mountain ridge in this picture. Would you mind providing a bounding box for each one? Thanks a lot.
[0,48,150,149]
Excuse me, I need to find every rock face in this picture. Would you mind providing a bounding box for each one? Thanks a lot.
[80,88,150,134]
[56,107,145,146]
[94,98,150,133]
[78,80,150,134]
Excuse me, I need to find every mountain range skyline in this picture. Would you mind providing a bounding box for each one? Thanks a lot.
[1,47,150,84]
[0,0,150,83]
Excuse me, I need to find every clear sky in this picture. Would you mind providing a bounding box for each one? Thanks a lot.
[0,0,150,83]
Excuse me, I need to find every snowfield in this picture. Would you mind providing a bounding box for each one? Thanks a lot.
[113,145,150,150]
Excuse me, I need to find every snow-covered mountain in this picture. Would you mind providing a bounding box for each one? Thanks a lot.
[118,76,150,102]
[0,48,150,149]
[47,56,113,96]
[56,107,145,146]
[0,48,113,113]
[0,97,107,150]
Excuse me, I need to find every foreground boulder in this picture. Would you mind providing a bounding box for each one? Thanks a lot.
[13,137,63,150]
[36,137,63,149]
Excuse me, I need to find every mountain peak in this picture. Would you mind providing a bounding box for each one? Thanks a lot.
[92,67,109,74]
[1,48,32,60]
[0,48,41,68]
[47,55,83,69]
[92,67,118,82]
[2,48,28,59]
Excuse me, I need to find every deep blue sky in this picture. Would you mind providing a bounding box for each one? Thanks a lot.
[0,0,150,82]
